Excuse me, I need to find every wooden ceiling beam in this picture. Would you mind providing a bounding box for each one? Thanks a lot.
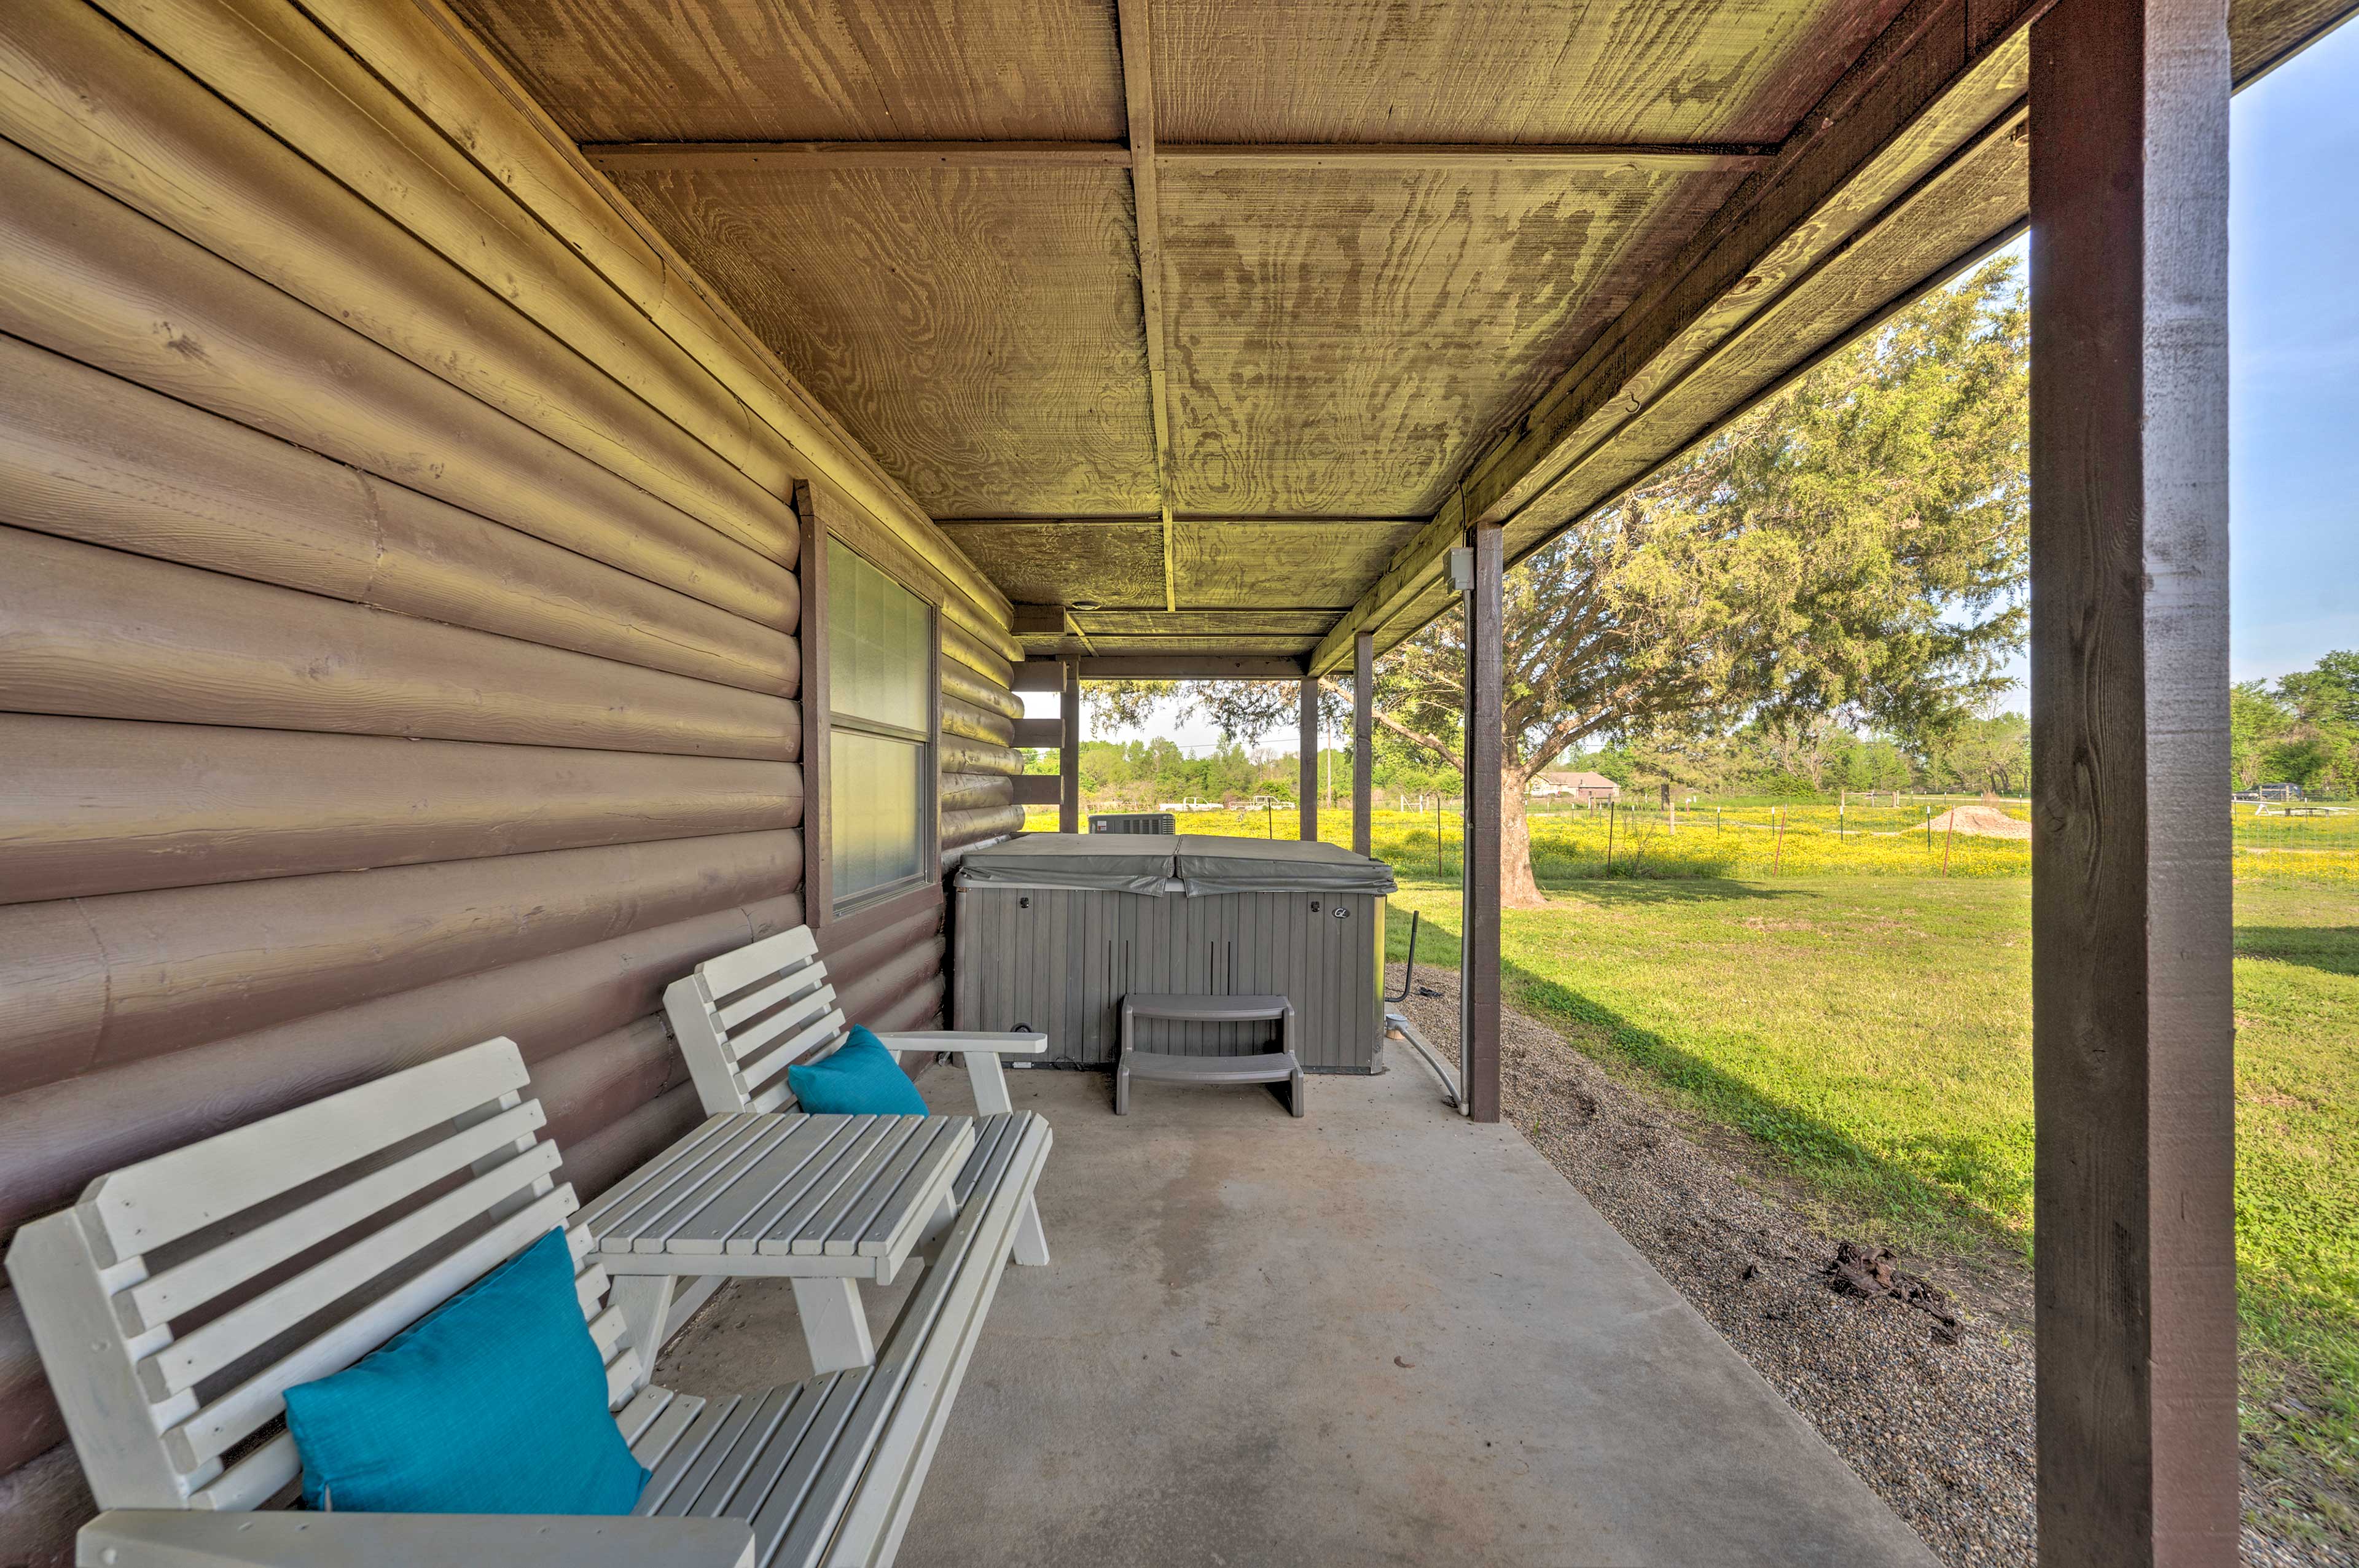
[580,142,1776,175]
[1307,0,2051,676]
[583,141,1132,173]
[1111,0,1180,616]
[1159,142,1772,172]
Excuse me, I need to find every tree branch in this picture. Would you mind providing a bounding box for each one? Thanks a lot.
[1374,712,1464,774]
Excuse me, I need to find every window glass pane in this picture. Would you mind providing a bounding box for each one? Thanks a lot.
[828,542,928,733]
[831,730,924,900]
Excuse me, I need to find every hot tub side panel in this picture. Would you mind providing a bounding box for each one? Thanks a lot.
[955,884,1383,1069]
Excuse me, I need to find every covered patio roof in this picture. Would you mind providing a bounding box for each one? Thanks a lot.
[442,0,2332,668]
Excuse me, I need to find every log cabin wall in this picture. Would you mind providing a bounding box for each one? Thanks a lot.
[0,0,1017,1553]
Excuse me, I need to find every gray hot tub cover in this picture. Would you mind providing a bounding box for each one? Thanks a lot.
[1174,835,1397,897]
[953,832,1178,894]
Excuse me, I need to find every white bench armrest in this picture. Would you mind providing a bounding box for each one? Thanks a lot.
[877,1032,1045,1115]
[79,1511,756,1568]
[874,1031,1048,1055]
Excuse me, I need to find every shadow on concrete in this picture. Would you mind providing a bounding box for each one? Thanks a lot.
[2234,924,2359,978]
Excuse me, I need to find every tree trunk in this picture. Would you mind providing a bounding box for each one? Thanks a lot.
[1500,772,1547,910]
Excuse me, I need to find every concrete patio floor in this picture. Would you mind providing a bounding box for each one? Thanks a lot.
[655,1056,1939,1567]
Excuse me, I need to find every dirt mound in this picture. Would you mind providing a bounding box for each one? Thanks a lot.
[1927,806,2030,841]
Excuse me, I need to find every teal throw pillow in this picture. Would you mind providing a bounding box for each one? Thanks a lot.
[283,1227,646,1515]
[786,1025,929,1115]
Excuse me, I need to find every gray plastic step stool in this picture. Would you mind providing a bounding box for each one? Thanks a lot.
[1116,993,1304,1117]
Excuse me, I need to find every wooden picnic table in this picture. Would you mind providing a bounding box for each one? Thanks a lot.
[579,1112,977,1373]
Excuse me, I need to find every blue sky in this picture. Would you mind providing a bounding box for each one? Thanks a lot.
[2222,20,2359,682]
[1065,22,2359,749]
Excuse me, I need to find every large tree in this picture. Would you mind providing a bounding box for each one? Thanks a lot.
[1097,257,2030,902]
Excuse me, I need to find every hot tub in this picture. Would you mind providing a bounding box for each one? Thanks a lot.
[951,833,1396,1071]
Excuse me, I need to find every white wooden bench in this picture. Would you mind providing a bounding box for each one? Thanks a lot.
[663,926,1052,1289]
[6,1037,1049,1568]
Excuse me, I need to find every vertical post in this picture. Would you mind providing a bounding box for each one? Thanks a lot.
[2030,2,2235,1564]
[1353,630,1374,857]
[1299,677,1320,841]
[1462,521,1504,1123]
[1058,655,1081,833]
[796,485,833,928]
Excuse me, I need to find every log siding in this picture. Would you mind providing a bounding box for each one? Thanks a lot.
[0,0,1018,1552]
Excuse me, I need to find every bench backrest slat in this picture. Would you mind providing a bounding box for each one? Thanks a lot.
[665,927,858,1117]
[4,1039,632,1515]
[78,1043,533,1267]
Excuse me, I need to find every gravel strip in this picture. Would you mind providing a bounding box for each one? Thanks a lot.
[1386,964,2339,1568]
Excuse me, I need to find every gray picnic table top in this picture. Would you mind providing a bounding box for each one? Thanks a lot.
[580,1112,976,1285]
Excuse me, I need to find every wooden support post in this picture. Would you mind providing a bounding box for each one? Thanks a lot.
[1353,631,1374,857]
[797,486,833,927]
[1299,677,1320,841]
[2029,1,2235,1562]
[1058,655,1081,833]
[1462,521,1504,1123]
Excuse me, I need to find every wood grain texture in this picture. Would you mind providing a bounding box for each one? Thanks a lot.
[1308,0,2045,673]
[1503,102,2032,557]
[556,1082,709,1207]
[531,1015,689,1156]
[0,139,795,626]
[934,520,1169,608]
[447,0,1125,142]
[1463,520,1504,1123]
[938,772,1017,813]
[938,618,1017,689]
[1160,163,1748,516]
[0,893,804,1242]
[0,716,802,904]
[0,0,801,568]
[939,660,1023,722]
[0,335,799,695]
[609,162,1160,518]
[1352,631,1374,856]
[797,494,835,929]
[939,737,1025,779]
[0,527,797,760]
[1154,0,1912,144]
[944,804,1028,852]
[1062,634,1321,656]
[939,693,1018,748]
[0,831,804,1097]
[1175,520,1424,609]
[132,0,1012,641]
[2028,0,2237,1558]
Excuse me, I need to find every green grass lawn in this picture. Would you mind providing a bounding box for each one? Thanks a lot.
[1371,867,2357,1500]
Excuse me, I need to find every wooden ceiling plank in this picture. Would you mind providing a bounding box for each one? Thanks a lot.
[1307,0,2045,675]
[1116,0,1178,614]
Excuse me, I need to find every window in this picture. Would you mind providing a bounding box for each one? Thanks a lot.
[827,539,933,908]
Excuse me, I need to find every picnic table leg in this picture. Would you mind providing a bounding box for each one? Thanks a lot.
[958,1050,1013,1116]
[791,1277,876,1374]
[608,1274,675,1395]
[1011,1196,1051,1266]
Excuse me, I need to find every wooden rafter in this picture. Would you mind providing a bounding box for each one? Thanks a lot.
[1113,0,1178,615]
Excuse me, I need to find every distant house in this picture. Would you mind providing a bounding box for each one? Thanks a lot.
[1529,770,1621,803]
